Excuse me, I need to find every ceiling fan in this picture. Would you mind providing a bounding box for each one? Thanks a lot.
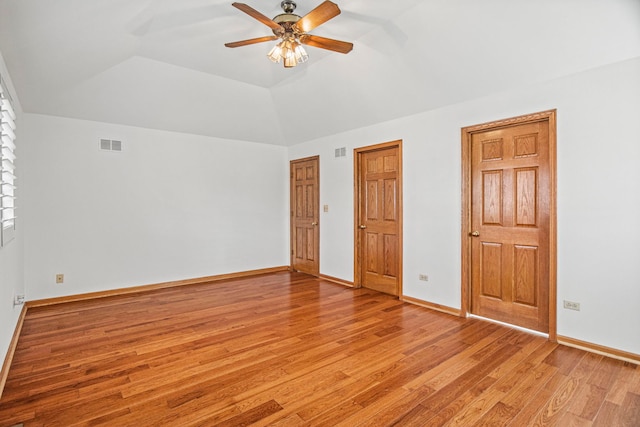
[224,1,353,68]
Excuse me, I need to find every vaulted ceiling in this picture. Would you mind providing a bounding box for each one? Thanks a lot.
[1,0,639,145]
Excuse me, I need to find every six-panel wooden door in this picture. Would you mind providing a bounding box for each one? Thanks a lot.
[466,114,555,333]
[290,156,319,276]
[355,142,402,296]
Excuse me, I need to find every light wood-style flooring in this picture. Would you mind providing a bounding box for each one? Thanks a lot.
[0,272,639,426]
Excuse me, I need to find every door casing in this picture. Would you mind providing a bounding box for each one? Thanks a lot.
[461,110,557,341]
[354,140,403,296]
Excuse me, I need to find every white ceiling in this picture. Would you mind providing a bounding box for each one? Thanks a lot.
[1,0,639,145]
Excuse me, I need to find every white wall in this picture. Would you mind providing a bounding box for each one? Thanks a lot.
[3,54,639,371]
[21,115,289,299]
[288,57,640,356]
[0,52,24,366]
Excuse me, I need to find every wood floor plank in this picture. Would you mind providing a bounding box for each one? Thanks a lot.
[557,411,593,427]
[447,347,557,426]
[527,376,581,425]
[605,361,640,406]
[620,392,640,426]
[593,400,621,426]
[0,271,638,426]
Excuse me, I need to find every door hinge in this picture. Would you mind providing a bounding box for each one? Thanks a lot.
[291,249,294,255]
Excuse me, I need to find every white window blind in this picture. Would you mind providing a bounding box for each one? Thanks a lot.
[0,73,16,247]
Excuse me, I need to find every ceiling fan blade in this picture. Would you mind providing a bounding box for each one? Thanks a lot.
[300,35,353,54]
[231,3,282,32]
[294,1,341,33]
[225,35,279,48]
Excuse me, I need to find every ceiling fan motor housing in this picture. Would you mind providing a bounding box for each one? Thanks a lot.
[272,7,301,36]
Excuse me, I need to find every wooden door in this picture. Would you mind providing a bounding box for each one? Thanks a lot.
[355,141,402,296]
[462,111,556,334]
[290,156,319,276]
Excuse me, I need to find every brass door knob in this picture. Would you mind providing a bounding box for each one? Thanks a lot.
[470,231,480,237]
[311,222,318,226]
[359,225,367,229]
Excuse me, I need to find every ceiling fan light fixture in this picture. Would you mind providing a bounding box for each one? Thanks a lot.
[283,54,296,68]
[267,42,284,63]
[294,43,308,63]
[267,38,308,67]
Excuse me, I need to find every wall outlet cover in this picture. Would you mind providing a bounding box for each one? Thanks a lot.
[563,300,580,311]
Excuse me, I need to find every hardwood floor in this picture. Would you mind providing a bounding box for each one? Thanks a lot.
[0,271,638,426]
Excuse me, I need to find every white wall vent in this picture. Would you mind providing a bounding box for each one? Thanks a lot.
[100,139,123,151]
[334,147,346,158]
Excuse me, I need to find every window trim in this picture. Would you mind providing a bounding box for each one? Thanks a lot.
[0,72,16,247]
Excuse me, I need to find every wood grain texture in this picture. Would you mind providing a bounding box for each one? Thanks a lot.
[558,335,640,365]
[354,141,403,297]
[1,271,638,426]
[0,304,26,400]
[400,295,461,317]
[290,156,320,276]
[318,273,353,288]
[462,110,557,336]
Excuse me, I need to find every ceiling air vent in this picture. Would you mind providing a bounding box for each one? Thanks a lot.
[100,139,123,152]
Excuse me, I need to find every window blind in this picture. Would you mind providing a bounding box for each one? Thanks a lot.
[0,74,16,247]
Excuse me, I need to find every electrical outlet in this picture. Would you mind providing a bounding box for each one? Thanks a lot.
[56,274,64,284]
[418,274,428,281]
[563,300,580,311]
[13,294,25,306]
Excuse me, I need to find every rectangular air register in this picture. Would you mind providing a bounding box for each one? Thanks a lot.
[100,138,122,152]
[335,147,346,158]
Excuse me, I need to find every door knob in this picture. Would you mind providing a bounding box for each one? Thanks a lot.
[470,230,480,237]
[359,225,367,229]
[311,222,318,226]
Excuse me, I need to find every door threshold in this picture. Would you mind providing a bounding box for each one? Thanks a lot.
[468,314,549,338]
